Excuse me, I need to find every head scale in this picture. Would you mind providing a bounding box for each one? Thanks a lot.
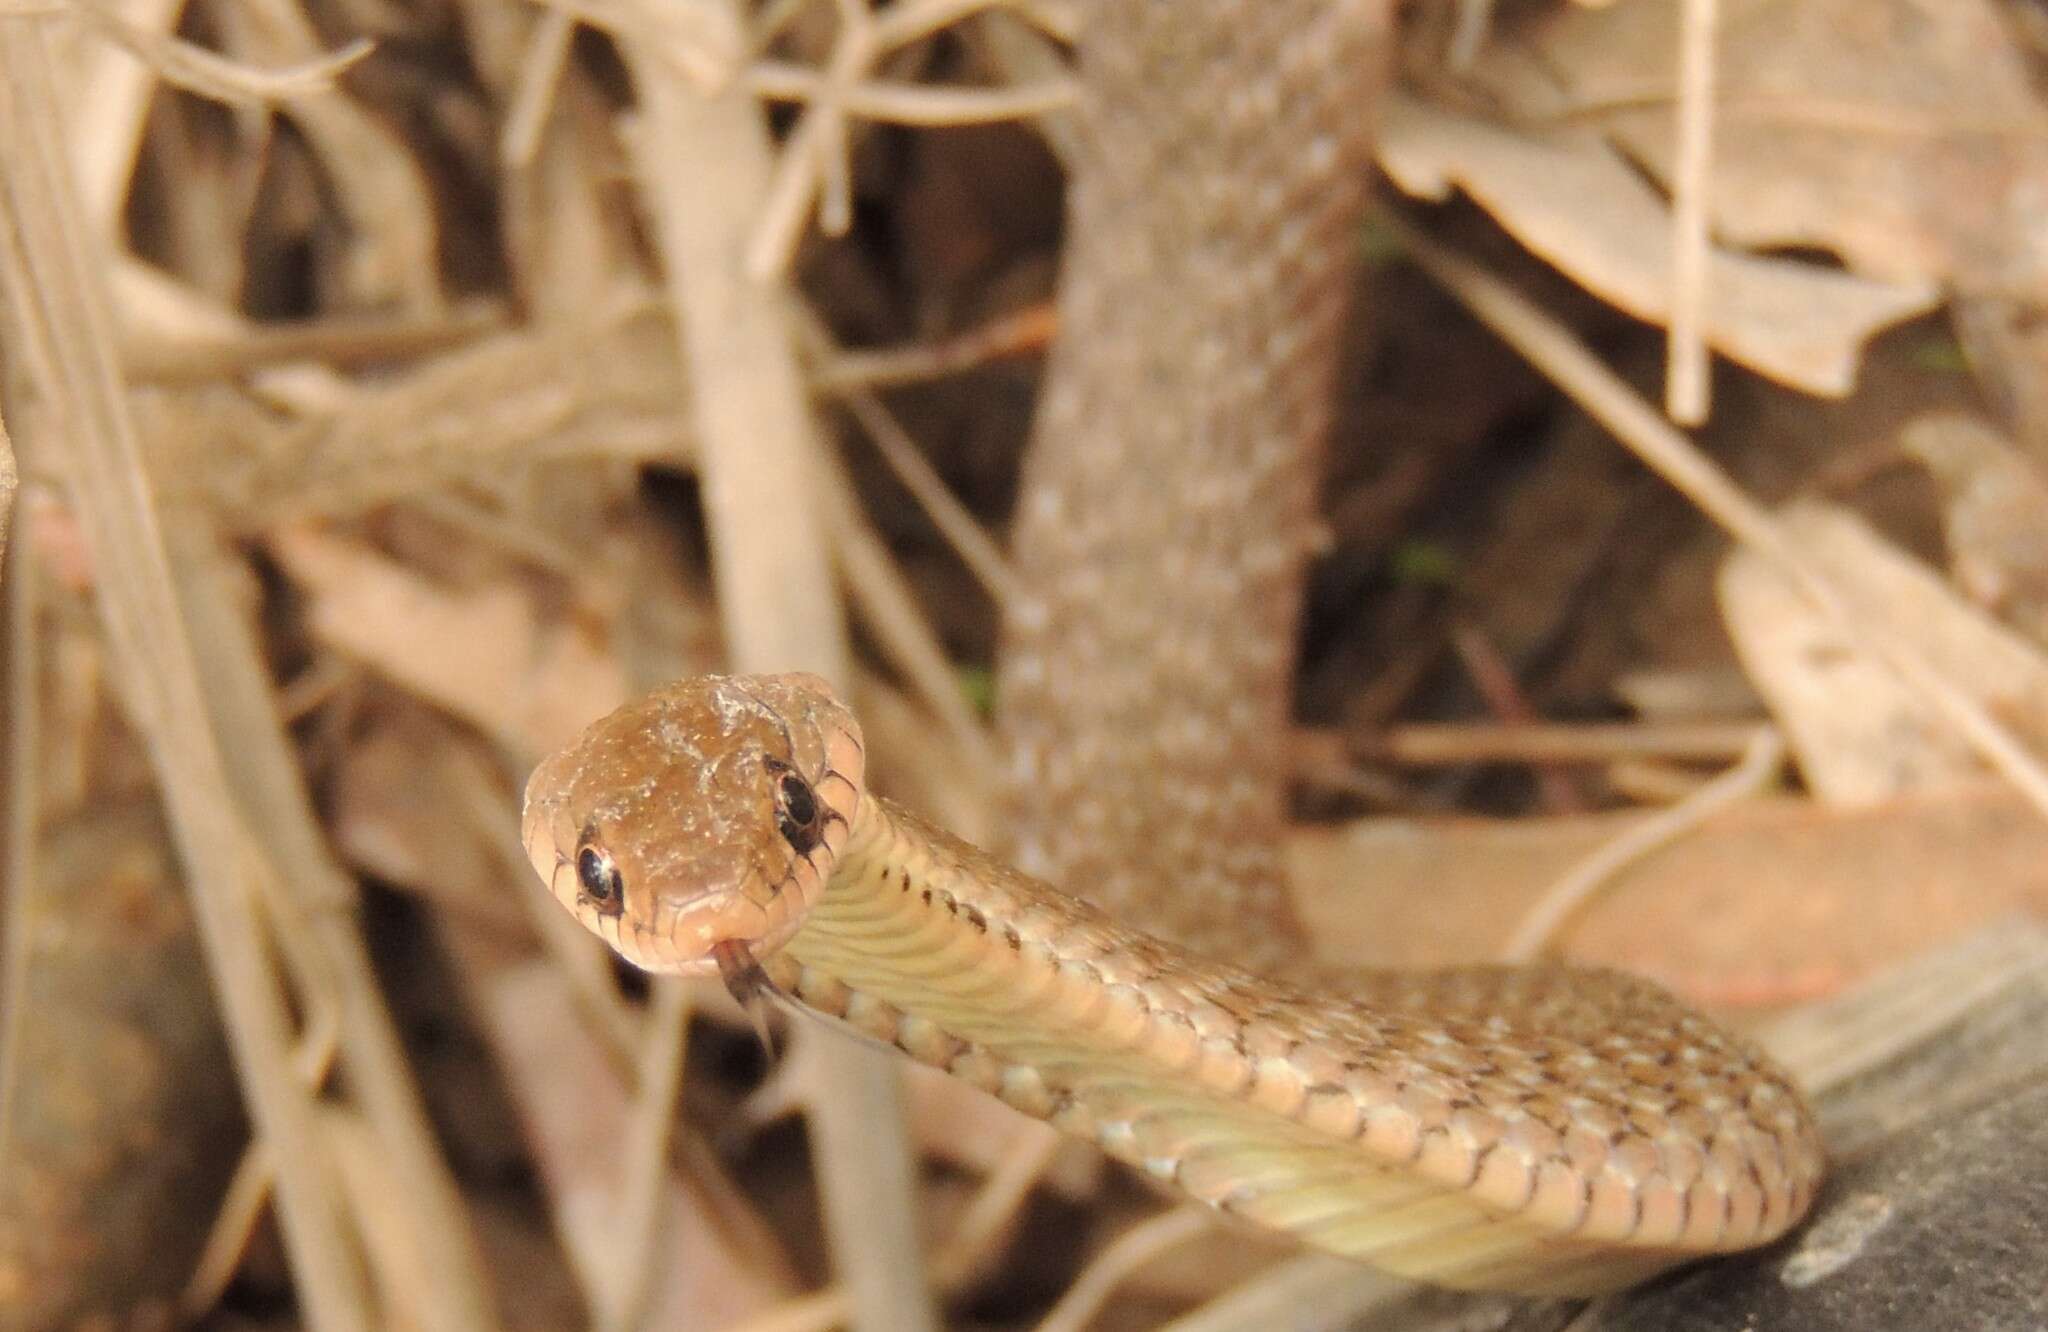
[520,673,864,976]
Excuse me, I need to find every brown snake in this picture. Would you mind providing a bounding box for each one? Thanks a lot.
[523,674,1823,1296]
[525,0,1823,1299]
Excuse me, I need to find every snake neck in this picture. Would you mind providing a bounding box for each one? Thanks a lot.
[767,794,1824,1296]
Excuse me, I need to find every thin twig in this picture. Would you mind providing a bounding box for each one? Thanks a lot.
[742,0,1075,278]
[795,306,1017,608]
[122,302,502,382]
[603,982,694,1332]
[1446,0,1496,70]
[1346,719,1761,767]
[501,6,577,169]
[815,0,872,238]
[180,1013,345,1322]
[1501,726,1784,963]
[837,385,1015,602]
[74,0,373,106]
[812,445,1001,777]
[810,303,1054,393]
[1031,1208,1217,1332]
[1449,618,1582,814]
[0,475,35,1182]
[720,1122,1069,1332]
[929,1123,1065,1286]
[1665,0,1716,423]
[746,63,1076,125]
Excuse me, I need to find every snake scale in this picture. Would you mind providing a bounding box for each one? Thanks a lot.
[523,0,1824,1299]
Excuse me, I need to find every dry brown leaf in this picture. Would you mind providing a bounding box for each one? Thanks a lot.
[1378,91,1936,396]
[268,525,627,755]
[325,714,530,939]
[1290,784,2048,1007]
[1518,0,2048,295]
[1717,500,2048,804]
[1900,412,2048,643]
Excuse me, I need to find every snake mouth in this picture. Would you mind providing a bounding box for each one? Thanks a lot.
[520,827,790,975]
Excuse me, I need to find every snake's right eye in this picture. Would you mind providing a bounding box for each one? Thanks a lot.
[576,843,625,916]
[773,771,824,855]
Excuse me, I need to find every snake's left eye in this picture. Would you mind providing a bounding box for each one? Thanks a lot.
[775,771,823,854]
[576,842,625,916]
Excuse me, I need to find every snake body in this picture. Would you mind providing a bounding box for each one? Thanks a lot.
[525,0,1823,1297]
[523,674,1825,1296]
[997,1,1389,969]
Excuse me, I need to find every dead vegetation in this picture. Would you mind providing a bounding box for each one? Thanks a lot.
[1,1,2046,1329]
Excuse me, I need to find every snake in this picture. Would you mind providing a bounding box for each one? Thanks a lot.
[524,0,1824,1300]
[522,672,1824,1297]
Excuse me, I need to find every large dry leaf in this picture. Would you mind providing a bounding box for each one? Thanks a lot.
[1901,412,2048,644]
[268,525,628,756]
[1379,91,1936,396]
[1290,785,2048,1006]
[1515,0,2048,295]
[1717,500,2048,804]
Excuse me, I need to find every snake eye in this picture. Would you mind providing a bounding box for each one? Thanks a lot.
[774,771,823,854]
[576,842,625,916]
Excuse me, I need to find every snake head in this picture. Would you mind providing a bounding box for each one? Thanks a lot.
[520,672,864,977]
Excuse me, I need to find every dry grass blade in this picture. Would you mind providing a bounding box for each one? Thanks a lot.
[167,525,495,1331]
[72,0,372,107]
[0,403,15,555]
[0,474,33,1185]
[0,25,371,1330]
